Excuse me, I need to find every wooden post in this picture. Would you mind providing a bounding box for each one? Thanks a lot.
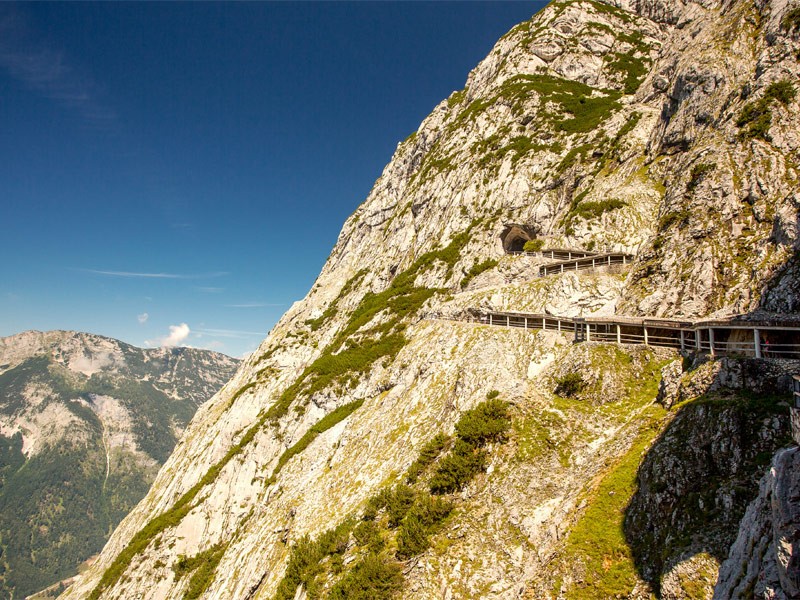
[586,323,591,342]
[592,258,596,270]
[558,320,562,332]
[709,328,715,356]
[542,317,546,330]
[568,251,572,260]
[680,330,685,352]
[695,330,701,351]
[524,316,528,329]
[623,255,627,265]
[506,315,510,328]
[560,264,564,273]
[754,328,762,359]
[489,314,493,326]
[617,324,621,344]
[643,327,649,346]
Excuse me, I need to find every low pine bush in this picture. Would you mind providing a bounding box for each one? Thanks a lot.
[429,440,488,494]
[555,372,586,398]
[454,398,511,446]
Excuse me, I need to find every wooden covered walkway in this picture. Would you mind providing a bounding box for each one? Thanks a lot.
[462,309,800,359]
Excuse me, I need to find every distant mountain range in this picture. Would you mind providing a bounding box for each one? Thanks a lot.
[0,330,239,598]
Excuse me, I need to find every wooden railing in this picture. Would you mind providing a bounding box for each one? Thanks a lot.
[539,253,634,277]
[449,310,800,359]
[506,248,599,260]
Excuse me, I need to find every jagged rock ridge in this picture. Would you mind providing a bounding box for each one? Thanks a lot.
[62,1,800,599]
[0,330,238,599]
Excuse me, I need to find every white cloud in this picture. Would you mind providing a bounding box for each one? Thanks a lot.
[137,312,149,324]
[147,323,191,348]
[163,323,190,347]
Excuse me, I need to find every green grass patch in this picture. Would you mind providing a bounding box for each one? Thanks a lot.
[460,258,499,289]
[266,399,365,486]
[305,270,368,332]
[557,144,593,174]
[265,224,477,423]
[447,89,466,109]
[560,405,666,599]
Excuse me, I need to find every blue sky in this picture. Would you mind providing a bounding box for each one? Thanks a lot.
[0,1,545,358]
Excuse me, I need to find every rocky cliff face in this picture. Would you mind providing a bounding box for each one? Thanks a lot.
[61,1,800,599]
[0,330,238,599]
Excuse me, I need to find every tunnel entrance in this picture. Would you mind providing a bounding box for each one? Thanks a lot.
[500,224,537,253]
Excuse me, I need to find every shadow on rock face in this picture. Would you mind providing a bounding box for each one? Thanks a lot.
[624,372,792,596]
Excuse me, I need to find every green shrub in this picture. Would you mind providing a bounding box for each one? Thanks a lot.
[353,520,384,552]
[605,51,649,95]
[486,390,500,400]
[327,553,403,600]
[460,258,499,289]
[573,199,627,220]
[406,433,450,484]
[272,535,325,600]
[272,519,355,600]
[658,209,691,230]
[396,513,431,558]
[429,440,488,494]
[523,239,545,252]
[687,163,715,191]
[454,399,510,446]
[180,544,226,600]
[765,79,797,105]
[397,495,453,558]
[555,372,586,398]
[783,7,800,32]
[367,485,417,527]
[737,79,796,141]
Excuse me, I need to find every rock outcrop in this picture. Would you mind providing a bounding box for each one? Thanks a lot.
[715,446,800,600]
[60,1,800,598]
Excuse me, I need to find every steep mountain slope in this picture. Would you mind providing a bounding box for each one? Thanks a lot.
[62,1,800,599]
[0,331,238,598]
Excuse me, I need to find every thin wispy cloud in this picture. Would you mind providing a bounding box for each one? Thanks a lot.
[0,6,116,125]
[194,327,264,339]
[76,268,228,280]
[224,302,285,308]
[137,312,149,324]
